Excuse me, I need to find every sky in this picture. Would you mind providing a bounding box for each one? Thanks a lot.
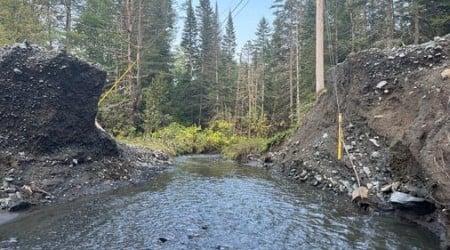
[174,0,275,52]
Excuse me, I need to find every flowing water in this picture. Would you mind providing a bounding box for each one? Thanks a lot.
[0,155,439,249]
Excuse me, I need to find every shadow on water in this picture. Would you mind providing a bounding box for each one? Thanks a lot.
[0,155,440,249]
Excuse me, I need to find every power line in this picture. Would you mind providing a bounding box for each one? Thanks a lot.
[219,0,249,34]
[233,0,250,20]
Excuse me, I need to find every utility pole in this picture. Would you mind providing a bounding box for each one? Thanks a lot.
[316,0,324,93]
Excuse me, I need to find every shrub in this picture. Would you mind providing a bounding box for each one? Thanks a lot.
[221,137,267,161]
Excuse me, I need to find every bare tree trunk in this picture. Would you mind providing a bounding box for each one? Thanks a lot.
[413,1,420,44]
[64,0,72,32]
[125,0,134,107]
[364,1,370,47]
[247,64,252,137]
[215,48,220,116]
[334,0,338,60]
[349,0,355,53]
[351,13,355,53]
[260,62,265,119]
[295,10,302,125]
[46,3,52,47]
[316,0,324,93]
[289,34,294,123]
[234,54,243,133]
[135,0,143,110]
[386,0,394,49]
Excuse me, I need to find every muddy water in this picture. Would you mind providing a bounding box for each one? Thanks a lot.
[0,155,439,249]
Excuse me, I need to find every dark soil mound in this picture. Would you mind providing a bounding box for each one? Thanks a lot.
[0,43,170,213]
[269,35,450,247]
[0,43,117,156]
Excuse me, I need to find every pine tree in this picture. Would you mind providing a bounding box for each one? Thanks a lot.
[254,17,271,118]
[196,0,215,125]
[220,11,238,122]
[181,0,199,79]
[222,12,237,63]
[74,0,119,68]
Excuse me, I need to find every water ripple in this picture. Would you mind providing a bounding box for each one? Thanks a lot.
[0,155,439,250]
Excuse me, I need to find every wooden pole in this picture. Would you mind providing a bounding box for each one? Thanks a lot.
[316,0,324,93]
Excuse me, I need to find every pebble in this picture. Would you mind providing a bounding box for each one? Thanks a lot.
[315,175,323,182]
[376,80,388,89]
[340,180,351,191]
[300,170,308,178]
[0,198,11,208]
[13,68,23,75]
[371,151,381,159]
[363,167,371,177]
[4,177,14,182]
[8,200,31,212]
[369,138,380,147]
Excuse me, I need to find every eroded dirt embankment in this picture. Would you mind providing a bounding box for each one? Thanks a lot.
[0,43,170,212]
[267,35,450,248]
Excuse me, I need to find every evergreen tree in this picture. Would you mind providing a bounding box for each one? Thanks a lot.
[253,17,271,119]
[0,0,43,45]
[74,0,119,68]
[141,0,175,81]
[196,0,215,125]
[222,12,237,63]
[220,11,238,122]
[181,0,199,79]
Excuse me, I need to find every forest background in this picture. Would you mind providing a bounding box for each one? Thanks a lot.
[1,0,448,157]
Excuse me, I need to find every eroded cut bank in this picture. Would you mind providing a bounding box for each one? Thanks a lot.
[0,43,170,213]
[266,35,450,248]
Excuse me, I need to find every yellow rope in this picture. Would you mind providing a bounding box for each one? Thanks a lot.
[98,61,137,105]
[337,113,343,160]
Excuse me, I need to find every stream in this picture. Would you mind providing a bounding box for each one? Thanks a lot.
[0,155,439,249]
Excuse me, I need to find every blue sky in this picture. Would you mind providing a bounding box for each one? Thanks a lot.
[174,0,275,52]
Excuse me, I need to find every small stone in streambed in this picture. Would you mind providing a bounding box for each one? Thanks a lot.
[158,237,168,243]
[201,225,208,230]
[4,177,14,182]
[8,200,31,212]
[188,234,200,239]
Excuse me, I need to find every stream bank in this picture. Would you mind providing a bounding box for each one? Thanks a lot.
[263,35,450,248]
[0,43,171,213]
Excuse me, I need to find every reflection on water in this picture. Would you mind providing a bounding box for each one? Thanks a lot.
[0,155,439,249]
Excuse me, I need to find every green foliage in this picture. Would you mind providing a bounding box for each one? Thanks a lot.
[208,120,234,137]
[221,137,267,161]
[151,123,200,155]
[148,120,236,155]
[117,119,272,162]
[0,0,43,46]
[265,128,295,151]
[97,91,136,138]
[240,113,270,137]
[143,73,172,133]
[73,0,120,68]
